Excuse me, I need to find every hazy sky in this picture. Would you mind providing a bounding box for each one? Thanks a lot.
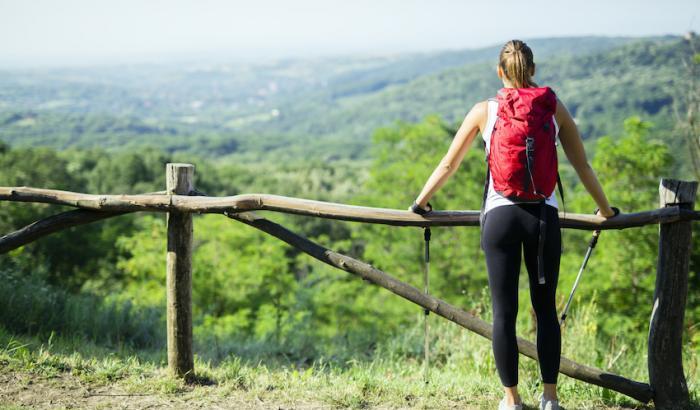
[1,0,698,67]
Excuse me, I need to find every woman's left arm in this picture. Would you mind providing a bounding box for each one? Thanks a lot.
[412,101,487,209]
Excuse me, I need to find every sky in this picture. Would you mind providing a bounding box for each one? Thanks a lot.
[0,0,698,67]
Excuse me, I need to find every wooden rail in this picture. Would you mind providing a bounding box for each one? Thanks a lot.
[0,186,698,230]
[0,164,696,409]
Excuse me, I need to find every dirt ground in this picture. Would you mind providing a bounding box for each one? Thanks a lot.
[0,370,676,410]
[0,371,338,410]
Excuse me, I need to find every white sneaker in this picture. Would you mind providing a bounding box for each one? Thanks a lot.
[538,393,560,410]
[499,397,523,410]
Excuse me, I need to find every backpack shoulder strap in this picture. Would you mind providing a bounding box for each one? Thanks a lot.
[480,98,499,247]
[487,97,498,118]
[556,171,566,213]
[483,98,499,153]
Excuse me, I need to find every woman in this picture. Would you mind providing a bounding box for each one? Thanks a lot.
[408,40,618,410]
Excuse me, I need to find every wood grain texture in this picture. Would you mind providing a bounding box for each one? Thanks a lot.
[165,164,194,379]
[0,190,166,255]
[1,187,698,230]
[0,209,125,254]
[648,179,697,409]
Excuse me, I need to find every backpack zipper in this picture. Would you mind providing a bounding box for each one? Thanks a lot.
[525,136,538,196]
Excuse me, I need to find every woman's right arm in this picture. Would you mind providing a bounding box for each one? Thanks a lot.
[555,99,617,218]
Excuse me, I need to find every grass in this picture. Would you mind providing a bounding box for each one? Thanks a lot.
[0,266,697,408]
[0,267,164,351]
[0,294,698,410]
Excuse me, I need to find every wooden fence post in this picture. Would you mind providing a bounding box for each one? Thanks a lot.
[648,178,697,409]
[166,163,194,379]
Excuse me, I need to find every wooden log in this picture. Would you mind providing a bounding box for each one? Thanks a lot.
[648,179,697,409]
[0,209,126,254]
[225,210,653,403]
[0,191,164,254]
[166,164,194,380]
[1,186,698,230]
[0,187,171,210]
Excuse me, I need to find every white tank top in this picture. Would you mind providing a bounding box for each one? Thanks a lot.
[482,99,559,214]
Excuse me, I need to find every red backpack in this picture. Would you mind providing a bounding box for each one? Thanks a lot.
[480,86,564,286]
[488,86,559,201]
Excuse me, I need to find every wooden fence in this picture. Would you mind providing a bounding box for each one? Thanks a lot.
[0,163,698,409]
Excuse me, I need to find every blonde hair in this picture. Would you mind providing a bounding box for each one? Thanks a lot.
[498,40,536,88]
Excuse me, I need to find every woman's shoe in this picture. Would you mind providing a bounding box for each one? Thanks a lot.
[498,397,523,410]
[538,393,560,410]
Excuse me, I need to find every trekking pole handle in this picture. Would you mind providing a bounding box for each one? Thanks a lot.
[593,206,620,218]
[411,201,433,215]
[589,230,601,248]
[590,206,619,248]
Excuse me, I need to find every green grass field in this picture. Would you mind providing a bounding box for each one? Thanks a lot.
[0,296,696,409]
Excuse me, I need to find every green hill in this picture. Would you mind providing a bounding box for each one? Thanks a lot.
[0,35,688,163]
[238,36,685,160]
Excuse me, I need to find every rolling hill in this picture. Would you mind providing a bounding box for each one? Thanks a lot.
[0,35,690,163]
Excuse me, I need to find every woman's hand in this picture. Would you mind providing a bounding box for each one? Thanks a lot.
[595,206,620,218]
[409,201,433,215]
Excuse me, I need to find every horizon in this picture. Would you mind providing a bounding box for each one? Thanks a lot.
[0,33,686,71]
[1,0,697,69]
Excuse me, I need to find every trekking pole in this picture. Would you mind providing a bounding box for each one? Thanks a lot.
[559,207,619,326]
[423,226,431,385]
[559,229,599,327]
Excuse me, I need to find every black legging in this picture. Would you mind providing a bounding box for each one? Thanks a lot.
[481,203,562,386]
